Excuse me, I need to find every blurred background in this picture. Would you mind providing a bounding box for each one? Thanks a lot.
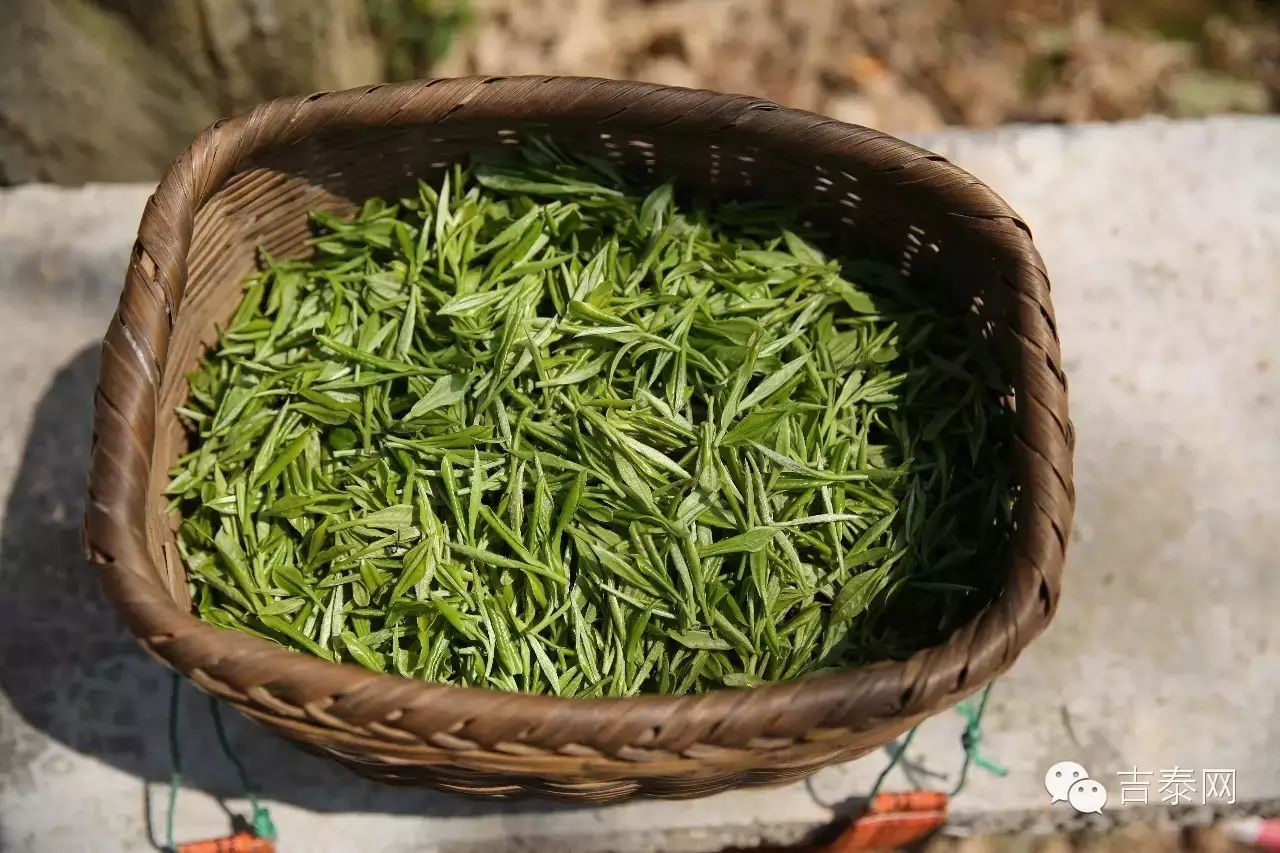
[1,3,1278,852]
[2,0,1277,184]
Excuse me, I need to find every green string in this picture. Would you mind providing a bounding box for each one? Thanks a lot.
[166,672,184,853]
[950,682,1006,797]
[862,681,1005,809]
[865,723,919,803]
[164,673,277,849]
[209,697,278,842]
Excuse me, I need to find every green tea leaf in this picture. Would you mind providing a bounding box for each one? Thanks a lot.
[698,526,779,557]
[402,373,470,420]
[170,140,1014,698]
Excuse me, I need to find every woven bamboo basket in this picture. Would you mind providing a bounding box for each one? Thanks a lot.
[84,76,1073,802]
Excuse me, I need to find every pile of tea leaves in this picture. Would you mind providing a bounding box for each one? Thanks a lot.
[169,139,1014,696]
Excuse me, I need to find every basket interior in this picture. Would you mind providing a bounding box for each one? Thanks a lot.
[147,118,1022,612]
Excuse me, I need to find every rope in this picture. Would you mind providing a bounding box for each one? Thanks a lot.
[950,682,1007,797]
[164,674,277,850]
[166,672,184,852]
[865,723,918,803]
[209,697,278,841]
[860,680,1005,809]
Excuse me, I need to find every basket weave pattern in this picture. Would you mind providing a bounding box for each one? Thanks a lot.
[85,76,1073,802]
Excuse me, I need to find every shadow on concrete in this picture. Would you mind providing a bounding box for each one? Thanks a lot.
[0,344,580,821]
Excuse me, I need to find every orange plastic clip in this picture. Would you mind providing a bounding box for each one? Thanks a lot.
[176,831,276,853]
[821,790,948,852]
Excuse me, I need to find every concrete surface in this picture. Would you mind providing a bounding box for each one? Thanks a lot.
[0,117,1277,852]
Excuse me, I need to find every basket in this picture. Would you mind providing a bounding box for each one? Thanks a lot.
[85,76,1073,802]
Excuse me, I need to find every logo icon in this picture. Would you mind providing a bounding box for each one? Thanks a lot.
[1045,761,1088,803]
[1068,778,1108,813]
[1045,761,1108,813]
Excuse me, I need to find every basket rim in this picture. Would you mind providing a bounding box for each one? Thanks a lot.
[86,75,1073,764]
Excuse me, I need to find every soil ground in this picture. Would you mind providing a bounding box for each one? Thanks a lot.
[435,0,1279,132]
